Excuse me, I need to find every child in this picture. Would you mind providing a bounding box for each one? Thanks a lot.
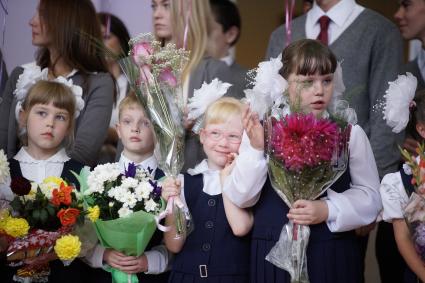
[381,89,425,282]
[86,93,171,282]
[249,39,382,283]
[1,79,88,283]
[162,97,267,282]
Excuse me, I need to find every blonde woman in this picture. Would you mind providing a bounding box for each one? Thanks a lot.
[155,0,244,169]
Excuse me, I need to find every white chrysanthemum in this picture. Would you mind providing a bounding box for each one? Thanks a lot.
[118,206,132,218]
[0,150,10,184]
[145,199,158,212]
[135,182,153,200]
[384,72,417,133]
[87,163,122,195]
[121,192,137,209]
[187,78,232,121]
[120,177,139,190]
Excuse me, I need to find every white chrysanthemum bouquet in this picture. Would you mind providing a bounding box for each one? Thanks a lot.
[75,163,164,283]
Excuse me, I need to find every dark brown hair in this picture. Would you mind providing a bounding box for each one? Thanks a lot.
[280,39,337,79]
[36,0,108,77]
[97,12,131,56]
[406,89,425,142]
[20,80,76,147]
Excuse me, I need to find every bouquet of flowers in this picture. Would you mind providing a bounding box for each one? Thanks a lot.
[400,144,425,263]
[75,163,164,283]
[119,33,191,237]
[1,176,85,282]
[264,110,351,283]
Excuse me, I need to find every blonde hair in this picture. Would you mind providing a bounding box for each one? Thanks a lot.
[20,80,76,148]
[204,97,243,126]
[117,92,147,121]
[170,0,212,81]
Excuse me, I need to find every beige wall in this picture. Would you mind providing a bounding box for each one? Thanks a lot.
[235,0,403,69]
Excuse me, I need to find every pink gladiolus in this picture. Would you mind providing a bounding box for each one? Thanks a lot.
[271,113,338,171]
[159,68,177,87]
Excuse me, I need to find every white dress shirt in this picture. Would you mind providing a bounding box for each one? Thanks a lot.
[221,54,234,67]
[306,0,364,45]
[86,154,170,274]
[14,147,70,183]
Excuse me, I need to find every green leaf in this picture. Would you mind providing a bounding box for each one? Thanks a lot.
[46,204,56,216]
[32,209,41,222]
[40,209,48,224]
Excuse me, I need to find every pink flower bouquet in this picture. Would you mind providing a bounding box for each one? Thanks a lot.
[265,112,351,283]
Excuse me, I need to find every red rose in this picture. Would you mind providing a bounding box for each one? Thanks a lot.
[10,176,32,196]
[57,208,80,226]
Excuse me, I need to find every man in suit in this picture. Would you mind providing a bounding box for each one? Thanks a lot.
[266,1,403,282]
[208,0,247,93]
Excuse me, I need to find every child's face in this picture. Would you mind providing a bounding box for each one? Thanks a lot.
[116,105,155,159]
[24,102,70,156]
[200,114,243,170]
[287,72,334,117]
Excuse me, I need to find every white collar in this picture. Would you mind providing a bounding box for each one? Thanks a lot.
[309,0,356,28]
[188,159,222,196]
[118,153,158,173]
[21,62,78,79]
[220,54,234,67]
[14,147,70,164]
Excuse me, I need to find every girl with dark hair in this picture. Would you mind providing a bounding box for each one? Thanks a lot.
[0,0,114,167]
[234,39,382,283]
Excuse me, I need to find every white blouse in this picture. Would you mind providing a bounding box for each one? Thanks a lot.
[380,170,410,222]
[229,124,382,233]
[14,147,70,183]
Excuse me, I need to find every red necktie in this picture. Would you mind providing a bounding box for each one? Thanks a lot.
[317,15,331,45]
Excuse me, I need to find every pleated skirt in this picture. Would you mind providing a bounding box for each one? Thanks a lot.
[168,271,249,283]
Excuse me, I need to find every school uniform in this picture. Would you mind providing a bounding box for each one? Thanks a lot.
[86,153,171,283]
[246,125,382,283]
[169,161,251,283]
[1,147,89,283]
[381,164,422,283]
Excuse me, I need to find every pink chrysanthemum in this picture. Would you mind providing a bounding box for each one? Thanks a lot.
[271,113,339,171]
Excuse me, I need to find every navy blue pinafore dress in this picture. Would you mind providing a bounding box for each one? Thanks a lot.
[251,166,363,283]
[168,173,250,283]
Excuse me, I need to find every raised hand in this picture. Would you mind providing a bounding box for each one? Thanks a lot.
[242,106,264,151]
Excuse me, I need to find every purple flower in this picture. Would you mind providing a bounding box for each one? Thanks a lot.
[149,180,162,201]
[125,163,137,178]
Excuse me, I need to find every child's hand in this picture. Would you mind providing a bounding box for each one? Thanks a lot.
[243,106,264,151]
[103,249,148,273]
[287,200,328,225]
[161,177,181,202]
[220,153,238,185]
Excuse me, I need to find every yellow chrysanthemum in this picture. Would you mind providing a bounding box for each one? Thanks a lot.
[54,235,81,261]
[0,209,10,232]
[4,217,30,238]
[43,176,67,188]
[87,206,100,222]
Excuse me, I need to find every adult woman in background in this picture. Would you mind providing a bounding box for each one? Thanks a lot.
[0,0,114,167]
[152,0,244,170]
[97,12,131,164]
